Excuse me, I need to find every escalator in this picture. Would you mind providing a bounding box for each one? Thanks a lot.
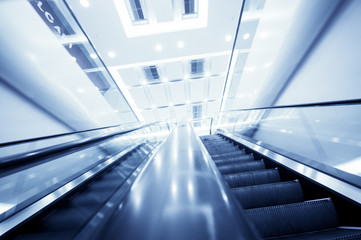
[2,142,157,240]
[200,134,361,239]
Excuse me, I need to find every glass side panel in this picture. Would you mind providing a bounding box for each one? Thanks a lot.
[222,0,301,111]
[215,104,361,184]
[28,0,138,123]
[0,122,141,159]
[0,123,173,221]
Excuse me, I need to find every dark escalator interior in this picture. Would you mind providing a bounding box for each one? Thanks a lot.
[200,134,361,239]
[5,143,156,240]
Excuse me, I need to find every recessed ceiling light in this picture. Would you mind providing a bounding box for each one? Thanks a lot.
[141,81,147,85]
[163,77,168,82]
[205,72,210,77]
[169,102,173,106]
[71,56,77,61]
[108,51,116,58]
[77,88,85,93]
[225,35,232,42]
[186,100,190,104]
[177,41,184,48]
[155,44,162,51]
[243,33,250,40]
[80,0,90,8]
[203,99,208,102]
[184,75,189,80]
[114,110,119,113]
[152,105,156,109]
[90,53,97,59]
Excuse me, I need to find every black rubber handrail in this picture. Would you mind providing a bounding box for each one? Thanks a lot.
[0,123,140,148]
[219,98,361,113]
[0,123,158,170]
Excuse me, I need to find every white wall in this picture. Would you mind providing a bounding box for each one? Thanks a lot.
[0,81,72,143]
[276,0,361,105]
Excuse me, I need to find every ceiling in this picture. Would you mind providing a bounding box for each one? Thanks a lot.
[65,0,263,127]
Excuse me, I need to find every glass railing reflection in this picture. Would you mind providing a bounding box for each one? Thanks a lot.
[28,0,137,123]
[0,123,173,222]
[213,103,361,182]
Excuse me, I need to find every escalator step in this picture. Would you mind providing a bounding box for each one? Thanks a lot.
[211,151,247,159]
[212,153,249,161]
[206,147,240,154]
[244,198,339,238]
[214,155,255,166]
[223,168,281,188]
[232,180,304,209]
[217,160,265,175]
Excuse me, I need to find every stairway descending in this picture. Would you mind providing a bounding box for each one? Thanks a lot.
[9,143,155,240]
[200,135,361,239]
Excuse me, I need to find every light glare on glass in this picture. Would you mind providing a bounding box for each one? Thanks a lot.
[80,0,90,8]
[108,51,116,58]
[90,53,97,59]
[155,44,162,51]
[225,35,232,42]
[243,33,250,40]
[177,41,184,48]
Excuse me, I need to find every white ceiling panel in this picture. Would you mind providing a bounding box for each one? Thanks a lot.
[169,81,186,104]
[210,54,230,74]
[148,84,168,106]
[209,76,225,100]
[128,87,150,109]
[164,61,184,80]
[117,68,141,86]
[174,105,188,121]
[190,79,206,102]
[157,107,172,121]
[141,109,157,122]
[207,101,219,117]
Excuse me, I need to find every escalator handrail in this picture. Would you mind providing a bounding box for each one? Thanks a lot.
[0,123,142,148]
[0,122,159,169]
[218,98,361,113]
[210,98,361,134]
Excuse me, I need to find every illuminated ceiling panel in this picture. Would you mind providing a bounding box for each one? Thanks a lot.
[174,105,188,121]
[190,79,206,102]
[128,87,150,109]
[164,61,184,80]
[169,81,186,104]
[209,76,225,100]
[148,84,168,106]
[207,101,219,117]
[157,107,172,121]
[210,54,230,74]
[141,109,157,122]
[117,68,141,86]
